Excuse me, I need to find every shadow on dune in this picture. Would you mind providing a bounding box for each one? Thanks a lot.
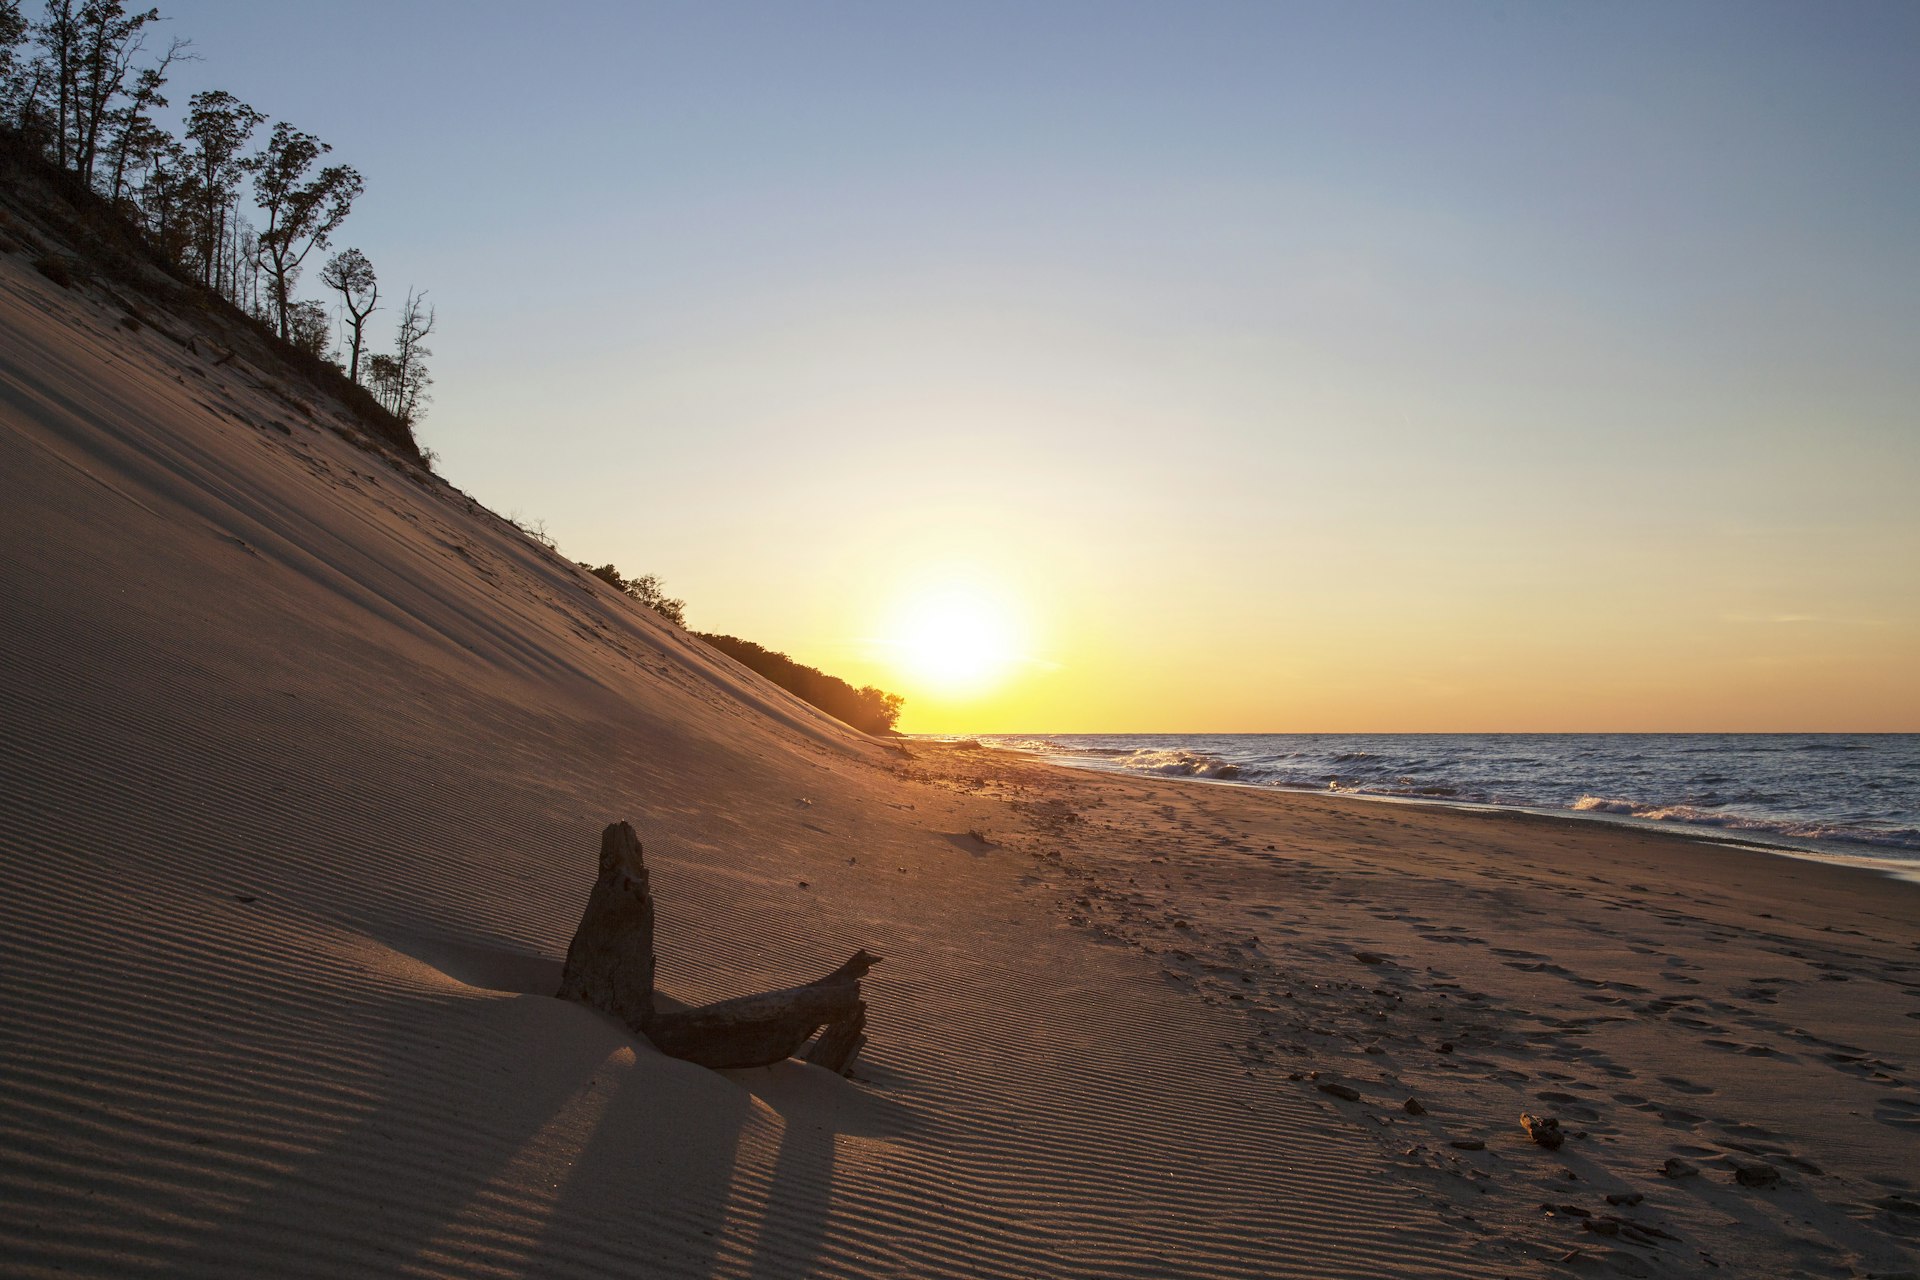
[181,988,749,1277]
[180,930,921,1279]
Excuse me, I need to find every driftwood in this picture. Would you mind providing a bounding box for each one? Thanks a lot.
[649,951,879,1072]
[557,821,879,1075]
[555,821,657,1031]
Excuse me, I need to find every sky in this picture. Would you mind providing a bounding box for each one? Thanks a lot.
[148,1,1919,732]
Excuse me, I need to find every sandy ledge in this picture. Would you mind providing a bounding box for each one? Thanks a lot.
[2,215,1917,1279]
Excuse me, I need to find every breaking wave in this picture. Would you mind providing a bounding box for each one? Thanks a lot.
[1571,795,1920,851]
[1113,749,1246,780]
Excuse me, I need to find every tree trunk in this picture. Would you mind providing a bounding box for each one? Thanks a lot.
[555,821,657,1032]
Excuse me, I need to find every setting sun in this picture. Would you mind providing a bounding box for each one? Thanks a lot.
[881,581,1024,697]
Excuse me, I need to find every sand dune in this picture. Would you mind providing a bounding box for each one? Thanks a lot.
[0,211,1492,1276]
[9,173,1920,1274]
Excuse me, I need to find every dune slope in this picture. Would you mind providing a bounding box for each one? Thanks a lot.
[0,207,1488,1275]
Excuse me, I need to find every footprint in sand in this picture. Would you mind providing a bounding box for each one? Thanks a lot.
[1715,1120,1781,1141]
[1533,1092,1603,1121]
[1656,1075,1715,1096]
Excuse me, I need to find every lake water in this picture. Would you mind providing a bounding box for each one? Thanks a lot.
[945,733,1920,865]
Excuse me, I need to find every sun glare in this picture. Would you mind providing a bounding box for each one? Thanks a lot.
[883,582,1023,696]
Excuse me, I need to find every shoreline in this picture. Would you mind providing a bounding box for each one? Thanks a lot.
[949,736,1920,884]
[901,739,1920,1275]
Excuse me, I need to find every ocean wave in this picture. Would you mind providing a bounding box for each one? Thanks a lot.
[1571,796,1920,851]
[979,737,1072,754]
[1324,777,1465,800]
[1115,749,1245,780]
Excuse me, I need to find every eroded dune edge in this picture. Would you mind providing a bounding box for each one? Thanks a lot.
[2,192,1917,1280]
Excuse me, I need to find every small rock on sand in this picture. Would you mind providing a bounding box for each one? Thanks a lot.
[1732,1160,1780,1189]
[1317,1082,1361,1102]
[1450,1139,1486,1151]
[1660,1157,1699,1179]
[1521,1113,1565,1150]
[1403,1097,1427,1115]
[1354,951,1387,965]
[1605,1191,1644,1206]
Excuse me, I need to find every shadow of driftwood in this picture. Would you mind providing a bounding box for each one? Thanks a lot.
[170,928,758,1277]
[726,1060,922,1279]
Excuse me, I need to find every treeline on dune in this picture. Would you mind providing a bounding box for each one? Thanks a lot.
[0,0,432,452]
[694,634,904,737]
[0,1,907,738]
[578,565,904,736]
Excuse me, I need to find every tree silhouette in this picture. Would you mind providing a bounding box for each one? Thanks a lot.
[579,564,688,627]
[1,2,432,448]
[102,32,185,202]
[0,4,29,109]
[320,247,377,383]
[70,0,159,184]
[183,88,262,292]
[385,287,432,423]
[252,119,360,341]
[696,634,904,734]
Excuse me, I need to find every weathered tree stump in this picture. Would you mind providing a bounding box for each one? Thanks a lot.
[555,821,657,1032]
[556,822,879,1075]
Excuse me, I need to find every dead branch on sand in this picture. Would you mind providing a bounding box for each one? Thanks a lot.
[558,821,878,1074]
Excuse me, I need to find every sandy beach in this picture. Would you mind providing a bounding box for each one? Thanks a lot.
[4,203,1919,1280]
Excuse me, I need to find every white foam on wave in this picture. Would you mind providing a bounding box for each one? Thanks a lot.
[1572,796,1920,851]
[1116,748,1245,780]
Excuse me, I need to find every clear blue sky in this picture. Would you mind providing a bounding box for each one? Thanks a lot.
[150,2,1919,729]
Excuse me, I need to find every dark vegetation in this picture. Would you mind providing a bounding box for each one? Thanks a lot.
[695,633,904,735]
[578,563,687,629]
[578,563,904,734]
[0,0,431,460]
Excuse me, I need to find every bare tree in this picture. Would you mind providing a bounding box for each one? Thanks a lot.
[368,288,433,423]
[252,119,361,341]
[320,247,377,382]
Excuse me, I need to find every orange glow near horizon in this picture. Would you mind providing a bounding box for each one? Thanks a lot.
[800,546,1920,736]
[874,577,1030,701]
